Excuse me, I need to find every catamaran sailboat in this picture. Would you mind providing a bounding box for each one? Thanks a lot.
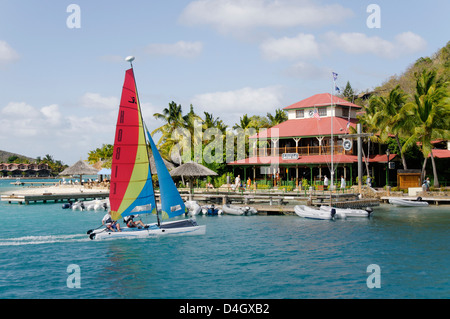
[88,57,205,240]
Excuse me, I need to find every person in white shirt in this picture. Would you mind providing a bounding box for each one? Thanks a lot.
[340,175,346,189]
[102,211,121,232]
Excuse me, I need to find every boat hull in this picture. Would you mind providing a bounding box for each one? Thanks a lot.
[320,205,372,218]
[89,219,206,240]
[294,205,335,220]
[222,204,257,215]
[389,198,429,207]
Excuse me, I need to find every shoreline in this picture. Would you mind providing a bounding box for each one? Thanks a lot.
[1,184,109,196]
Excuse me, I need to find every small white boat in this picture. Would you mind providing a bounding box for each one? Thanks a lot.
[67,199,109,211]
[320,205,373,218]
[389,198,429,207]
[89,219,206,240]
[185,200,202,216]
[294,205,336,220]
[201,204,222,215]
[222,204,257,216]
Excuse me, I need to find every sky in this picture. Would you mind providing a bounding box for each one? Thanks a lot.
[0,0,448,165]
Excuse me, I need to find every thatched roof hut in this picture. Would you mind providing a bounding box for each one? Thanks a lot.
[169,162,217,178]
[59,160,99,176]
[169,162,217,200]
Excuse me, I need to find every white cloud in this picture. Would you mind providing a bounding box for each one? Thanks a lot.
[0,40,19,65]
[0,98,117,164]
[260,33,320,60]
[395,31,427,54]
[144,41,203,58]
[1,102,39,117]
[324,31,426,58]
[191,86,283,124]
[40,104,62,125]
[285,62,330,79]
[179,0,353,32]
[80,92,119,110]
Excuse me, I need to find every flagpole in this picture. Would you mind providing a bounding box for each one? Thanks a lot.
[330,73,335,192]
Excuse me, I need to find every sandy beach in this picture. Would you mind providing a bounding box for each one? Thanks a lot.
[1,184,110,196]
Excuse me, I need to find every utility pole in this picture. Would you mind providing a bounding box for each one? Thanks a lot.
[339,124,373,194]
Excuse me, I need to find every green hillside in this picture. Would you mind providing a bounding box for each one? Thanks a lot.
[0,150,35,163]
[374,41,450,97]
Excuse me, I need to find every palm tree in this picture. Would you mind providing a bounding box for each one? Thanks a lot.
[266,109,288,126]
[153,102,204,163]
[203,111,228,133]
[233,114,251,130]
[370,85,409,169]
[88,144,113,167]
[402,70,450,187]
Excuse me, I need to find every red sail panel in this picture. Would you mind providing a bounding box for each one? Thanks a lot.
[109,68,140,216]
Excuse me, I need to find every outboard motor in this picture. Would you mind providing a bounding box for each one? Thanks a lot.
[365,207,374,216]
[416,197,422,201]
[330,208,336,219]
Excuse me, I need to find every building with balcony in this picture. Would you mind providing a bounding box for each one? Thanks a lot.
[228,93,393,188]
[0,163,51,177]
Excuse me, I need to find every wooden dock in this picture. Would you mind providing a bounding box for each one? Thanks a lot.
[1,188,380,213]
[1,192,108,205]
[180,191,379,214]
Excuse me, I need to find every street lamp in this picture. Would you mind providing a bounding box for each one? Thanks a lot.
[386,148,390,187]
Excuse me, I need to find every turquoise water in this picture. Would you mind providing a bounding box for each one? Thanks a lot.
[0,179,449,299]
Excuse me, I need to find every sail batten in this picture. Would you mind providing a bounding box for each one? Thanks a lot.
[110,68,157,221]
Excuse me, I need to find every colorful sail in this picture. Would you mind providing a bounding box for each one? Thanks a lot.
[110,68,157,221]
[146,129,186,219]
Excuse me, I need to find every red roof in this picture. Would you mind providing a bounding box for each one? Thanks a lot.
[284,93,361,110]
[251,117,358,139]
[228,154,396,165]
[429,149,450,158]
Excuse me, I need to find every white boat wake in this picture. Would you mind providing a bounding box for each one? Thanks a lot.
[0,234,89,246]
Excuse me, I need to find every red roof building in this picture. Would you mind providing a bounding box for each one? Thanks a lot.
[228,93,396,188]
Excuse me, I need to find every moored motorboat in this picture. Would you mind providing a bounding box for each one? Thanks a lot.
[389,198,429,207]
[294,205,336,220]
[201,204,222,215]
[185,200,202,216]
[320,205,373,218]
[222,204,257,216]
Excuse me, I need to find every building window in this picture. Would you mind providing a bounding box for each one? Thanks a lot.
[318,107,327,116]
[342,108,349,118]
[296,109,304,118]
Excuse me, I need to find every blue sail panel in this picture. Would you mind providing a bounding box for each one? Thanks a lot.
[120,168,157,218]
[147,129,186,219]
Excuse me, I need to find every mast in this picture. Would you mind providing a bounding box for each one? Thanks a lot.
[330,73,336,195]
[126,56,160,226]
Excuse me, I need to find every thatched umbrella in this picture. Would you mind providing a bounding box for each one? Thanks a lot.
[149,151,175,173]
[169,162,218,200]
[58,160,99,184]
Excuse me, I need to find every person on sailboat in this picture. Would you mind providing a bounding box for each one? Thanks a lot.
[123,215,146,229]
[102,211,121,232]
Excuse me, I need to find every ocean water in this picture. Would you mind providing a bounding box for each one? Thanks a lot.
[0,179,449,299]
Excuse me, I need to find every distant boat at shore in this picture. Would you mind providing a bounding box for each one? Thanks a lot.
[389,198,429,207]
